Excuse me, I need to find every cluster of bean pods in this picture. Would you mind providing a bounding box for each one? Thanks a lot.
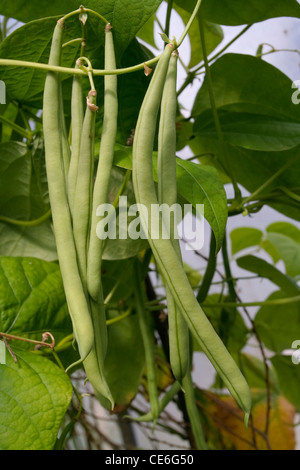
[43,11,251,448]
[131,42,252,439]
[43,17,117,409]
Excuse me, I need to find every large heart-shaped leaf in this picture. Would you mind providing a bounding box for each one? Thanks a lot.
[202,0,300,25]
[194,111,300,152]
[175,158,228,252]
[0,257,72,345]
[271,355,300,411]
[0,0,163,55]
[0,140,56,260]
[266,231,300,279]
[0,348,72,450]
[236,255,300,296]
[105,310,145,408]
[255,290,300,352]
[192,54,299,123]
[113,145,228,252]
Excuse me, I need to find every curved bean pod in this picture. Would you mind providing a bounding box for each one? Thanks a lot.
[83,296,115,410]
[68,69,84,215]
[132,43,252,419]
[157,50,190,384]
[134,259,159,426]
[73,89,98,285]
[87,23,118,302]
[59,81,71,181]
[182,373,207,450]
[126,381,181,423]
[43,19,94,365]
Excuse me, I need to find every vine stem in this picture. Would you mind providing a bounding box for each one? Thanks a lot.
[0,208,52,227]
[0,114,33,140]
[61,6,109,25]
[0,56,162,76]
[0,1,207,78]
[193,24,253,74]
[202,294,300,308]
[241,152,300,206]
[165,0,174,39]
[177,0,203,47]
[0,331,55,350]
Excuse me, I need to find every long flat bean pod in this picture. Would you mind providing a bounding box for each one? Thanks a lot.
[182,373,207,450]
[87,23,118,302]
[134,258,159,426]
[68,69,84,215]
[83,295,114,410]
[43,19,94,365]
[132,43,252,420]
[157,50,190,384]
[127,380,181,423]
[59,81,71,181]
[73,89,98,285]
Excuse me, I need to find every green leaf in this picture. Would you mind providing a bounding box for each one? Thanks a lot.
[190,54,300,223]
[194,294,248,355]
[240,354,279,392]
[236,255,300,296]
[0,257,72,346]
[105,310,145,407]
[175,159,228,252]
[271,355,300,411]
[0,0,163,56]
[137,13,157,49]
[267,222,300,244]
[113,147,228,252]
[230,227,263,255]
[266,232,300,279]
[102,167,149,261]
[102,258,136,303]
[189,135,300,223]
[255,290,300,353]
[201,0,300,26]
[0,141,56,260]
[0,17,85,108]
[0,141,31,218]
[118,39,155,145]
[0,348,73,450]
[192,54,299,124]
[0,223,57,261]
[0,0,77,22]
[194,111,300,152]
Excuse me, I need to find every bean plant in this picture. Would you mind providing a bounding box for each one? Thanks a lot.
[0,0,300,451]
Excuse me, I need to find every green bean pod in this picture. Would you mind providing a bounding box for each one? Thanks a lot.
[59,81,71,180]
[87,23,118,302]
[126,381,181,423]
[73,89,98,285]
[83,295,115,410]
[182,373,207,450]
[134,259,159,426]
[132,43,252,420]
[157,50,190,384]
[68,69,84,215]
[43,19,94,365]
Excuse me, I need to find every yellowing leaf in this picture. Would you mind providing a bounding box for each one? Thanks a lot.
[201,390,296,450]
